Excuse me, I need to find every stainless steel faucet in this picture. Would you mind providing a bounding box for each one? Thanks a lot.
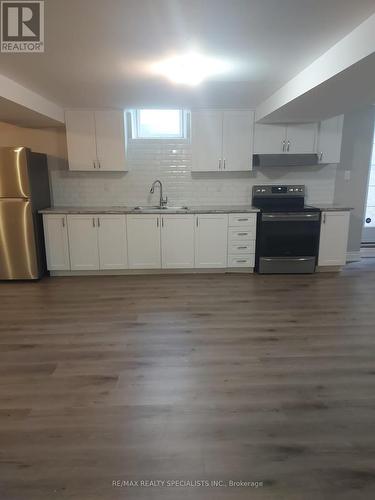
[150,180,168,208]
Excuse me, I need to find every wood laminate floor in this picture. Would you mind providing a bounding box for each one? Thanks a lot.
[1,261,375,500]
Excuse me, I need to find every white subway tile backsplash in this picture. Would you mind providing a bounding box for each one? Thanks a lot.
[49,139,337,207]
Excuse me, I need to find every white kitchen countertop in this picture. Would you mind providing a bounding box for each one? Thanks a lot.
[312,205,353,211]
[39,205,260,215]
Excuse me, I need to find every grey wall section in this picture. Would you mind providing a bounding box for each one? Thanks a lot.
[334,105,375,254]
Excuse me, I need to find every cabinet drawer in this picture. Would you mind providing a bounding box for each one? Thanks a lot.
[228,240,256,254]
[228,254,255,268]
[228,214,257,227]
[228,228,256,241]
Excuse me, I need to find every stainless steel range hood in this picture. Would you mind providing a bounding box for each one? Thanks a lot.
[253,154,319,167]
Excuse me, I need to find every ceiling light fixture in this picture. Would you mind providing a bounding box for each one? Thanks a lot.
[150,51,233,86]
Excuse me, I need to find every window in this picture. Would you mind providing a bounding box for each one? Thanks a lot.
[131,109,187,139]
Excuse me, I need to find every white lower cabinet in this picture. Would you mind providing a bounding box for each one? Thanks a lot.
[50,214,128,271]
[228,254,255,268]
[44,211,257,273]
[67,215,100,270]
[227,213,257,269]
[127,214,161,269]
[161,215,195,268]
[97,215,127,269]
[318,211,350,266]
[195,214,228,268]
[43,215,70,271]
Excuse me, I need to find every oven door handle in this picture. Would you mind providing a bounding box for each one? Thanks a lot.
[262,257,315,262]
[262,213,320,222]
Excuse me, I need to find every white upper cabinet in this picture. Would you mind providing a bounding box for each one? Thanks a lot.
[318,211,350,267]
[94,110,126,171]
[191,110,223,172]
[161,214,195,268]
[253,124,286,154]
[222,110,254,171]
[65,111,97,171]
[65,110,127,171]
[97,215,128,269]
[127,215,161,269]
[317,115,344,164]
[286,123,317,153]
[67,215,100,271]
[43,214,70,271]
[191,110,254,172]
[254,122,317,154]
[195,214,228,268]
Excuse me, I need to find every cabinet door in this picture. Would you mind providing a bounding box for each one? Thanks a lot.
[222,110,254,171]
[65,111,97,171]
[97,215,127,269]
[317,115,344,164]
[318,211,350,266]
[161,215,195,268]
[195,214,228,268]
[127,215,161,269]
[191,110,223,171]
[67,215,99,270]
[253,123,287,154]
[43,215,70,271]
[286,123,317,153]
[95,110,127,171]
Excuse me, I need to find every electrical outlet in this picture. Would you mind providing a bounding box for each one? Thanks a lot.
[344,170,351,181]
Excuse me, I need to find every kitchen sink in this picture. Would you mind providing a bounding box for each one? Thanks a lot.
[132,206,190,211]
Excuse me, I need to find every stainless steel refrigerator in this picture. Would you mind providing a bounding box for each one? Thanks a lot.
[0,147,51,280]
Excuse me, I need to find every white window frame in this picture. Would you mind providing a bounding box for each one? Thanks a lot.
[129,109,189,140]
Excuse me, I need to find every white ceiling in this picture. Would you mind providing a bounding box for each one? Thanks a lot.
[0,0,375,109]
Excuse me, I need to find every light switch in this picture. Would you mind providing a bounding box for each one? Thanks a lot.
[344,170,351,181]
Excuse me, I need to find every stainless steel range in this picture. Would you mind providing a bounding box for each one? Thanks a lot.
[252,185,321,274]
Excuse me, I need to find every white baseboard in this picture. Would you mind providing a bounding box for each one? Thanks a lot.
[360,247,375,258]
[347,251,361,262]
[50,268,253,277]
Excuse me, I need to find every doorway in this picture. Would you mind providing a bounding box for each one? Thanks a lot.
[362,125,375,246]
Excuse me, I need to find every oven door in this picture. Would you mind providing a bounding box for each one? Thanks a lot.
[257,212,321,274]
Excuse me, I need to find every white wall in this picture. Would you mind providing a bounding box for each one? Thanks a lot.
[0,121,337,207]
[334,105,375,252]
[50,138,337,207]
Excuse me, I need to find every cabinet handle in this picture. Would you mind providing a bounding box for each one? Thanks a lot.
[98,161,101,169]
[223,159,226,170]
[93,161,96,169]
[282,140,286,152]
[157,217,159,228]
[237,246,248,249]
[161,217,164,228]
[238,218,248,221]
[319,152,323,162]
[92,218,95,227]
[323,213,326,224]
[287,141,290,152]
[238,232,248,236]
[97,217,100,227]
[196,217,199,227]
[62,217,65,228]
[236,259,247,263]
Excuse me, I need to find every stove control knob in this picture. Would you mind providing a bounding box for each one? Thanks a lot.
[261,189,266,192]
